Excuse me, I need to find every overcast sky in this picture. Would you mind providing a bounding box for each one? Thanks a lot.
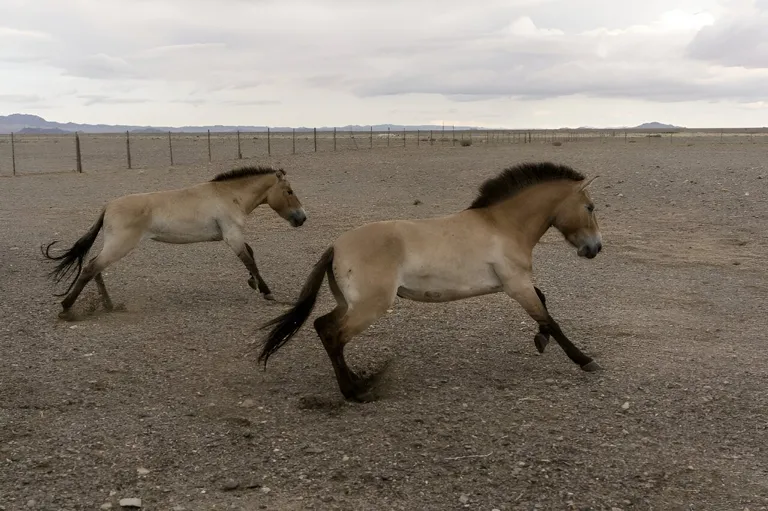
[1,0,767,128]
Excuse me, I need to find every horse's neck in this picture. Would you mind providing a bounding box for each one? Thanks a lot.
[488,183,572,247]
[225,176,275,213]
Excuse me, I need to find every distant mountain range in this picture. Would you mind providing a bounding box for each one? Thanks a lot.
[0,113,685,134]
[0,114,485,134]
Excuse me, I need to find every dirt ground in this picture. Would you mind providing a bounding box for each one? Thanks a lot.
[1,138,767,511]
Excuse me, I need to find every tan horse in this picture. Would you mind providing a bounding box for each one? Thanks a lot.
[42,165,306,320]
[257,161,603,402]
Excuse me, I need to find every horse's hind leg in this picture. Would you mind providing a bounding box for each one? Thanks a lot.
[93,273,114,311]
[533,286,551,353]
[314,271,394,402]
[60,230,140,319]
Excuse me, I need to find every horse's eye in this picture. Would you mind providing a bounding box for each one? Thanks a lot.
[586,204,594,213]
[287,190,294,195]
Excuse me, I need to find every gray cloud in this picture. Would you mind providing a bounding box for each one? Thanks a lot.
[687,13,768,68]
[78,95,152,106]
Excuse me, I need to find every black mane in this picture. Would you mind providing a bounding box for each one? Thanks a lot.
[468,161,585,209]
[210,165,282,182]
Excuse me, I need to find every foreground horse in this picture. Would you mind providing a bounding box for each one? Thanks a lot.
[42,165,306,320]
[257,161,603,402]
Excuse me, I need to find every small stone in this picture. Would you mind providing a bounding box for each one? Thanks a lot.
[240,399,256,408]
[342,455,349,462]
[119,498,142,508]
[545,378,555,384]
[136,467,150,475]
[100,504,112,510]
[26,500,36,508]
[612,508,624,511]
[261,486,271,494]
[173,507,185,511]
[621,402,630,410]
[459,494,469,504]
[221,479,239,491]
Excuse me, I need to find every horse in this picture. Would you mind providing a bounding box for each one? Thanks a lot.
[256,161,603,402]
[41,165,307,321]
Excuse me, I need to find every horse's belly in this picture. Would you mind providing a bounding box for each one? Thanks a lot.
[397,267,502,302]
[147,222,223,244]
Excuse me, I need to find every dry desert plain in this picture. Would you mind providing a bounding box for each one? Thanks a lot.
[1,135,767,510]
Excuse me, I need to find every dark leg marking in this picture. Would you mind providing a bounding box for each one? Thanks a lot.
[533,286,551,353]
[94,273,114,311]
[539,316,600,371]
[241,243,274,300]
[314,311,373,402]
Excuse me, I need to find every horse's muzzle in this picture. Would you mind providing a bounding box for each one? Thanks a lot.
[578,241,602,259]
[289,209,307,227]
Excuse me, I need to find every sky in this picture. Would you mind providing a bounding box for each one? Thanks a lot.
[1,0,767,129]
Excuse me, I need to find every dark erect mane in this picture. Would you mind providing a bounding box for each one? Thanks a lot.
[210,165,282,182]
[468,161,585,209]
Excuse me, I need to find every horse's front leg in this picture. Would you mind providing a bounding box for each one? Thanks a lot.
[533,286,551,353]
[496,268,600,372]
[221,226,274,301]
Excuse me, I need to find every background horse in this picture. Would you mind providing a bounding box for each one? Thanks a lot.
[42,165,306,320]
[257,161,602,402]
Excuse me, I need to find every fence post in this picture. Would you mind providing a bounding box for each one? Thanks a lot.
[237,130,242,159]
[403,128,406,147]
[369,126,372,149]
[207,129,212,162]
[387,127,390,147]
[417,129,420,146]
[267,127,271,156]
[452,125,455,146]
[168,131,174,166]
[430,130,433,145]
[11,133,16,176]
[313,128,317,152]
[292,128,296,155]
[75,132,83,173]
[126,130,132,169]
[333,127,337,151]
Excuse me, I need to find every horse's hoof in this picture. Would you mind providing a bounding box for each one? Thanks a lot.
[248,278,258,291]
[534,333,549,354]
[581,360,602,372]
[263,293,275,301]
[58,310,77,322]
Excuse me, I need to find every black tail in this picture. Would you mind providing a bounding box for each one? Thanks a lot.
[41,210,105,297]
[257,247,334,366]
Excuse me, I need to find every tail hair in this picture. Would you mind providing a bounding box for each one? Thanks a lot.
[257,247,334,366]
[41,210,105,297]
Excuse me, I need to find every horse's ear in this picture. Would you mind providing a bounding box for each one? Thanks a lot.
[276,168,286,180]
[579,175,599,190]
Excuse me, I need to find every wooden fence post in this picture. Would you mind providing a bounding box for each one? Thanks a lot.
[417,129,420,146]
[313,128,317,152]
[452,125,455,146]
[403,128,406,147]
[333,127,337,151]
[430,130,433,145]
[11,133,16,176]
[369,126,372,149]
[237,130,242,159]
[387,127,390,147]
[75,133,83,173]
[168,131,174,166]
[126,130,132,169]
[292,128,296,155]
[207,129,212,162]
[267,127,271,156]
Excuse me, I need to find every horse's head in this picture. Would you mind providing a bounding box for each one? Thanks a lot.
[267,169,306,227]
[552,176,602,259]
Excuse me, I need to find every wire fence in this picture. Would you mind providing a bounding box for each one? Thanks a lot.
[0,127,766,176]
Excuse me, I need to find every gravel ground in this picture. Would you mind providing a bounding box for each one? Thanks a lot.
[1,138,767,510]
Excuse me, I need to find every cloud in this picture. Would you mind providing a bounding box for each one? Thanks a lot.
[0,94,45,103]
[687,9,768,68]
[1,0,767,128]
